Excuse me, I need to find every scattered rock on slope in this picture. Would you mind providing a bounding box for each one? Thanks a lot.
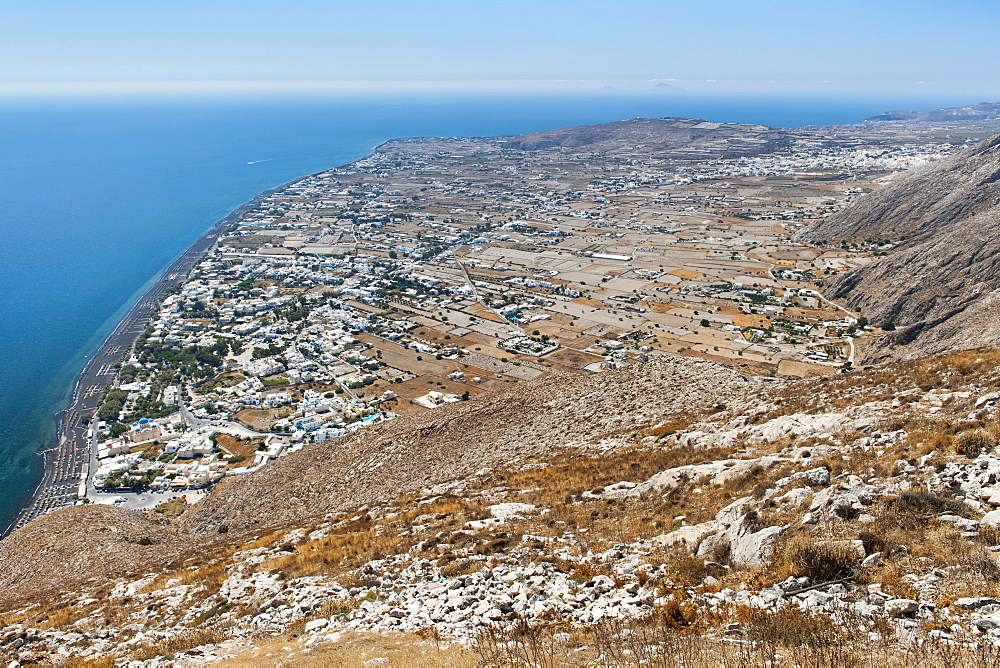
[0,356,749,602]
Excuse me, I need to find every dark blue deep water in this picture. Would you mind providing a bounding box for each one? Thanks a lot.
[0,90,975,528]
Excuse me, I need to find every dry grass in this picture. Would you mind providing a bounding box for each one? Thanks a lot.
[956,428,994,457]
[0,604,40,628]
[765,489,1000,597]
[13,346,1000,665]
[769,533,862,584]
[258,525,408,580]
[251,496,491,582]
[151,497,188,518]
[214,433,266,459]
[64,658,116,668]
[47,601,1000,668]
[489,445,740,541]
[242,441,753,588]
[177,558,229,589]
[474,607,1000,667]
[34,599,102,630]
[129,627,229,662]
[215,630,478,667]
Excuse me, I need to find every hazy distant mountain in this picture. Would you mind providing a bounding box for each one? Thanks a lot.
[799,133,1000,362]
[867,101,1000,122]
[651,82,685,92]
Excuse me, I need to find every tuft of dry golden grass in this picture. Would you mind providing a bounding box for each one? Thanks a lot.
[215,630,478,667]
[129,627,230,662]
[64,657,116,668]
[474,606,1000,667]
[764,489,1000,598]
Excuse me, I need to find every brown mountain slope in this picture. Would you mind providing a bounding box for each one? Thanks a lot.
[799,134,1000,243]
[7,347,1000,664]
[798,134,1000,363]
[0,506,184,599]
[182,356,747,535]
[0,356,749,603]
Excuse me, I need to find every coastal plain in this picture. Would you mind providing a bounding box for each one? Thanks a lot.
[7,109,1000,665]
[12,115,999,527]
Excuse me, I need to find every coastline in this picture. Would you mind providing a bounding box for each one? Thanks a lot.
[3,133,546,534]
[2,117,966,535]
[1,169,335,537]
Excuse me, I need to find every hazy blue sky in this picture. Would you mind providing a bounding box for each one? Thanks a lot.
[2,0,997,97]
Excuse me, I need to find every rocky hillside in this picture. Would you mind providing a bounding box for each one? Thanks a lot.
[5,348,1000,665]
[503,117,791,158]
[0,356,748,604]
[798,134,1000,363]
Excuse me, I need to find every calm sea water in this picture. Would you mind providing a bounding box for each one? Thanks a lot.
[0,90,971,528]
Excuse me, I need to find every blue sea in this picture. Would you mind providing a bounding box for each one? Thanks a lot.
[0,90,973,529]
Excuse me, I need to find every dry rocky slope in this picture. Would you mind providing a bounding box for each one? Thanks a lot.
[0,357,747,602]
[5,348,1000,664]
[799,133,1000,363]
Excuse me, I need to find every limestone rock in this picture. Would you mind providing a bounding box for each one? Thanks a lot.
[884,599,920,617]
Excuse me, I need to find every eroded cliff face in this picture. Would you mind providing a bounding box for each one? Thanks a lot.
[799,134,1000,363]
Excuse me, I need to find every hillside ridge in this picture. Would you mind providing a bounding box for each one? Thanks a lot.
[868,101,1000,122]
[798,133,1000,363]
[502,116,791,157]
[0,355,748,602]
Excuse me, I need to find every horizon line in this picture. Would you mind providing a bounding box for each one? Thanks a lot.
[0,78,992,99]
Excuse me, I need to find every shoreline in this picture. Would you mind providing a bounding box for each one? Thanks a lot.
[2,117,971,535]
[1,167,338,537]
[3,135,517,535]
